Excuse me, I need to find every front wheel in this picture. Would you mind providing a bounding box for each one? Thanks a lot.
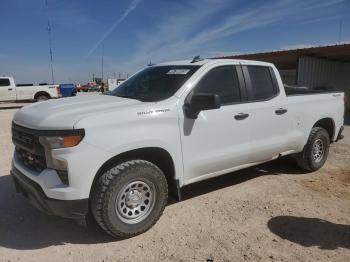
[91,160,168,238]
[295,127,330,171]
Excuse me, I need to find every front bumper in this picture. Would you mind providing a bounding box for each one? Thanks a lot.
[11,166,88,220]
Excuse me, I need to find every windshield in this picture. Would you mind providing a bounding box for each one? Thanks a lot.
[108,65,200,102]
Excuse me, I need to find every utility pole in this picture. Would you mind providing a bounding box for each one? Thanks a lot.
[338,18,343,44]
[45,0,55,84]
[101,43,104,83]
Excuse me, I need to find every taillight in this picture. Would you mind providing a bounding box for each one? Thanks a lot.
[56,85,61,95]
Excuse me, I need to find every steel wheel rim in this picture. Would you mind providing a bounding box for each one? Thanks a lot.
[313,138,324,163]
[115,179,156,224]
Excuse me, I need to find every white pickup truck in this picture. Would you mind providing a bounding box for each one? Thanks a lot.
[0,77,60,102]
[11,58,345,238]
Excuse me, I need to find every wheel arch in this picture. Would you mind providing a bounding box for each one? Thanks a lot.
[89,147,179,200]
[312,117,335,141]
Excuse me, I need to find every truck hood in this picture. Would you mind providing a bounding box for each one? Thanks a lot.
[13,95,143,129]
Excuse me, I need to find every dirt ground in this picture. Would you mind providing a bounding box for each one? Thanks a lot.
[0,108,349,262]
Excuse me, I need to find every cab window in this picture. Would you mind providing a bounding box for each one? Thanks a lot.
[246,66,277,101]
[0,79,10,86]
[194,66,241,105]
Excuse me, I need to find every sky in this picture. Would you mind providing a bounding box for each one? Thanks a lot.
[0,0,349,84]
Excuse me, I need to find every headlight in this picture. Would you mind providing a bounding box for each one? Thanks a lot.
[38,131,84,184]
[39,135,83,149]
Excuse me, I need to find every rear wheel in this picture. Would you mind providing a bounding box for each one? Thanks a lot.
[91,160,168,238]
[295,127,330,171]
[36,94,49,102]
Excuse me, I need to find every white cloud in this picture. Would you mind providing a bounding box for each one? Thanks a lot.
[298,15,340,25]
[305,0,346,9]
[87,0,143,57]
[111,0,349,74]
[113,0,295,73]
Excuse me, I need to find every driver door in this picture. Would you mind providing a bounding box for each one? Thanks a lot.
[179,65,253,184]
[0,78,16,101]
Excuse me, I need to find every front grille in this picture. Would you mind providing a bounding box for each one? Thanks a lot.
[12,128,34,148]
[12,123,47,172]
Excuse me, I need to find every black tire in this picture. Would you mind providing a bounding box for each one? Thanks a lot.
[91,160,168,238]
[295,127,330,171]
[36,94,49,102]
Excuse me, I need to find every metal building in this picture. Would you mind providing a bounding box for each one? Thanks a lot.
[219,43,350,101]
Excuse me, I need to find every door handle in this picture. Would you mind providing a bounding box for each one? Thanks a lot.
[8,88,13,91]
[234,113,249,120]
[275,108,287,115]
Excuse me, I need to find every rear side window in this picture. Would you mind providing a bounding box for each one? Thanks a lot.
[247,66,276,101]
[0,79,10,86]
[195,66,241,105]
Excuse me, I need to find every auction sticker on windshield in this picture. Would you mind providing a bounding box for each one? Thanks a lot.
[167,69,190,74]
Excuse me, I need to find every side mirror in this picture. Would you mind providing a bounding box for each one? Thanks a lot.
[185,93,221,119]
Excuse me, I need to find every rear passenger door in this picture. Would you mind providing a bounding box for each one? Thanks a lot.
[241,64,289,162]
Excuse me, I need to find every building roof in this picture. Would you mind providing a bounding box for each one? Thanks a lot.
[216,43,350,70]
